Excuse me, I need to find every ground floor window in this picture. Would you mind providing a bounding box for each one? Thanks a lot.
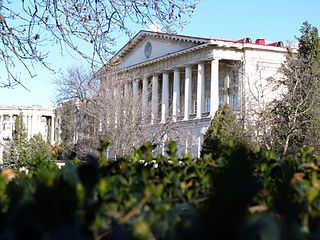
[219,96,224,106]
[230,93,238,110]
[205,98,210,112]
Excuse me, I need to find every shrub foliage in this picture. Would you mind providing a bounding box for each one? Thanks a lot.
[1,139,320,239]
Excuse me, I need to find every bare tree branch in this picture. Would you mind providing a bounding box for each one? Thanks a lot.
[0,0,199,88]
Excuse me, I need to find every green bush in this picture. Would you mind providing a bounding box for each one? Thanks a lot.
[0,141,213,239]
[1,138,320,239]
[201,104,251,159]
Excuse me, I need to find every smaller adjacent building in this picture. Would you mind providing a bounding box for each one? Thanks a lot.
[0,105,55,163]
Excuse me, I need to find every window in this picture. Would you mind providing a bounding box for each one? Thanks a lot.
[219,73,225,87]
[192,78,197,93]
[219,96,224,106]
[193,100,197,114]
[231,93,238,110]
[230,69,238,86]
[205,98,210,112]
[205,78,210,90]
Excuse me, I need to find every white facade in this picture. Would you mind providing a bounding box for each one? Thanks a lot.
[103,31,287,157]
[0,105,55,163]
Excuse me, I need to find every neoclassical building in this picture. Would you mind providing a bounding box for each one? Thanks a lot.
[0,105,55,163]
[101,30,287,157]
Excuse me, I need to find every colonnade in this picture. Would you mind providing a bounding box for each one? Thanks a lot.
[0,113,55,144]
[124,59,221,124]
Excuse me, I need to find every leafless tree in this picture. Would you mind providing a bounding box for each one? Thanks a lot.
[270,56,320,156]
[264,23,320,156]
[55,65,185,158]
[0,0,199,88]
[236,60,284,149]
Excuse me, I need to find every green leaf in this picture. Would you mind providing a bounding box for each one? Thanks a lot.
[307,187,319,204]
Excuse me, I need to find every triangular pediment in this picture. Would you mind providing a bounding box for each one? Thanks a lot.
[114,31,209,68]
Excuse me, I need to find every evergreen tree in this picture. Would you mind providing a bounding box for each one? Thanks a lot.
[12,113,29,165]
[58,103,78,159]
[3,142,19,168]
[271,22,320,156]
[201,104,249,159]
[28,133,51,161]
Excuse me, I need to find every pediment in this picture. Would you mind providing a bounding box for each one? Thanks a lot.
[114,31,209,69]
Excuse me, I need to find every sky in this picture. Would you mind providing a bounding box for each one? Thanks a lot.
[1,0,319,107]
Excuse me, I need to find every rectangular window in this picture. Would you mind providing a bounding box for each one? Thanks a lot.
[230,69,238,86]
[219,96,224,106]
[231,93,238,110]
[219,72,225,87]
[205,78,210,90]
[193,100,197,114]
[192,78,197,93]
[205,98,210,112]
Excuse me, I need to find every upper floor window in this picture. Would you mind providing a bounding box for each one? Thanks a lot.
[230,69,239,86]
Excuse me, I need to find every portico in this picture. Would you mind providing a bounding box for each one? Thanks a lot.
[123,58,239,125]
[101,30,286,157]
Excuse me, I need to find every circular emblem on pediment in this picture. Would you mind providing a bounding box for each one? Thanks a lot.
[144,41,152,59]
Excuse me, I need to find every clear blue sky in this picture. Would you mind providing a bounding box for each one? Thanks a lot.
[1,0,319,107]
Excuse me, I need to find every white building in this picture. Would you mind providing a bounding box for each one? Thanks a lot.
[0,105,55,163]
[98,30,287,157]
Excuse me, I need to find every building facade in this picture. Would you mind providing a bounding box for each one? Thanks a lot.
[0,105,55,163]
[100,30,287,157]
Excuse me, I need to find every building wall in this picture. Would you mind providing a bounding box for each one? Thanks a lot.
[241,48,286,135]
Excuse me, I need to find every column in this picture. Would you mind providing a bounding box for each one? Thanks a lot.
[151,74,159,124]
[132,79,139,115]
[210,59,219,117]
[29,114,33,137]
[132,79,139,97]
[184,66,192,120]
[225,70,230,106]
[9,115,13,139]
[23,115,28,138]
[161,72,169,123]
[123,82,129,121]
[142,77,148,119]
[51,115,55,144]
[113,88,118,128]
[196,63,205,119]
[26,115,30,138]
[0,115,2,133]
[172,69,180,122]
[124,82,129,99]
